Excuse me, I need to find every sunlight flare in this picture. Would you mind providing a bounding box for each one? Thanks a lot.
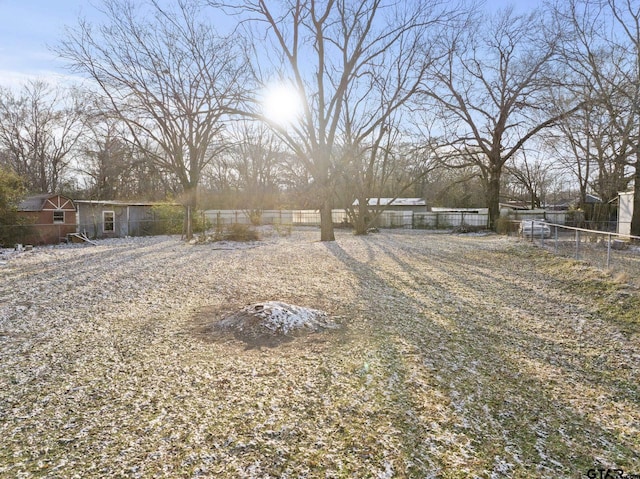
[262,83,303,126]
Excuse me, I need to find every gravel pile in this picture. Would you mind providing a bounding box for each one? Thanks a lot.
[0,229,638,477]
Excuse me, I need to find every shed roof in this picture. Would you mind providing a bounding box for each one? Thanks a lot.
[18,195,49,211]
[75,200,181,207]
[584,193,602,204]
[499,201,530,211]
[352,197,426,207]
[18,194,75,212]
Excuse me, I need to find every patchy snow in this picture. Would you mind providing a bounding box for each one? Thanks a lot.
[212,301,338,344]
[242,301,332,334]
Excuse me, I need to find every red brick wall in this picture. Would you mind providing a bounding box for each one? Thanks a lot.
[15,196,77,245]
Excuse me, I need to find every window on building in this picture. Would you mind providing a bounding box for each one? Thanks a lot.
[103,211,115,232]
[53,210,65,223]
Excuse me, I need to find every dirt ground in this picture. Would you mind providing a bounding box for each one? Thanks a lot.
[0,229,638,478]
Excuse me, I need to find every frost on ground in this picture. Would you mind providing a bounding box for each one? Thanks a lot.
[0,229,639,478]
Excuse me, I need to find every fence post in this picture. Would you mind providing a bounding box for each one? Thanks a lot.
[575,230,580,260]
[529,220,534,242]
[606,233,612,269]
[554,226,558,255]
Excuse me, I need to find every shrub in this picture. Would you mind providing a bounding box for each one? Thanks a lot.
[149,204,211,235]
[273,221,292,237]
[223,223,260,242]
[0,220,34,248]
[247,209,263,226]
[149,204,184,235]
[0,167,29,246]
[495,216,514,235]
[452,224,483,234]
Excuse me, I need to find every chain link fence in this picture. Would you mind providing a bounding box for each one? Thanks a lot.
[1,218,200,247]
[513,220,640,281]
[1,223,77,247]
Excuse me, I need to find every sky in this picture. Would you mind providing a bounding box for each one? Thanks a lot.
[0,0,92,88]
[0,0,540,91]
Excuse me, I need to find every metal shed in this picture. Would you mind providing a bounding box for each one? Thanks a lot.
[75,200,177,239]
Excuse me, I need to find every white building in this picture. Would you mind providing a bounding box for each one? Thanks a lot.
[618,191,634,236]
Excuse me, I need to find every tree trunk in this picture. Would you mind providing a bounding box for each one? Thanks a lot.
[184,204,193,240]
[487,168,502,231]
[183,186,197,240]
[319,200,335,241]
[630,157,640,238]
[353,199,370,235]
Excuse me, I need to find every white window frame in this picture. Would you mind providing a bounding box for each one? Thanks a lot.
[103,211,115,232]
[53,210,65,224]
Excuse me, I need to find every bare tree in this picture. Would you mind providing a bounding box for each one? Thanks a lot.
[200,121,295,210]
[505,150,553,209]
[216,0,457,240]
[75,111,132,200]
[334,33,443,235]
[58,0,247,239]
[337,129,437,234]
[543,90,595,210]
[75,111,169,200]
[423,163,485,207]
[552,95,631,215]
[0,80,85,194]
[421,7,581,229]
[558,0,640,236]
[225,121,288,214]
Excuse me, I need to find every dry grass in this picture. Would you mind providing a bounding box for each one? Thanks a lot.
[0,229,638,478]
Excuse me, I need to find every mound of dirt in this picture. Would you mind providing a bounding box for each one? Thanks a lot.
[210,301,338,348]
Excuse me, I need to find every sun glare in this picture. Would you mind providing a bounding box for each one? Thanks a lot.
[263,84,303,125]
